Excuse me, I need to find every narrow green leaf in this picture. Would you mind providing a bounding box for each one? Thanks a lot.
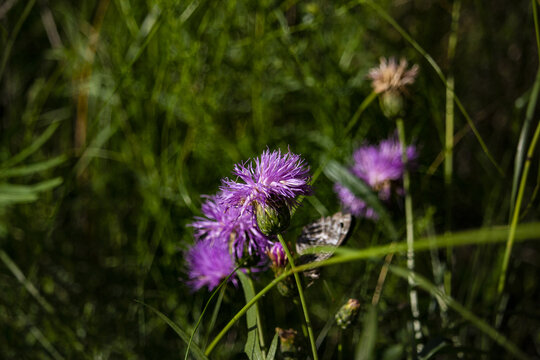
[187,267,238,360]
[266,333,279,360]
[388,266,530,360]
[355,305,377,360]
[0,155,67,178]
[324,160,398,240]
[0,177,62,205]
[0,122,61,169]
[237,270,265,360]
[0,250,55,314]
[137,301,208,360]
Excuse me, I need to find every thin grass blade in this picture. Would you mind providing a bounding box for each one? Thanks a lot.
[137,301,208,360]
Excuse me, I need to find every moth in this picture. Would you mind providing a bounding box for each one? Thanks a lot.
[295,212,353,281]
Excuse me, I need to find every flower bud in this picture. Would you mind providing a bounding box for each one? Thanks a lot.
[380,90,404,119]
[276,327,298,360]
[335,298,361,330]
[267,242,288,269]
[256,199,290,236]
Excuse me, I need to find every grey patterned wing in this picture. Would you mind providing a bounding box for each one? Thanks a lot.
[296,212,352,280]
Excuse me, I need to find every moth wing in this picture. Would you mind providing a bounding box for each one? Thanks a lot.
[295,212,353,280]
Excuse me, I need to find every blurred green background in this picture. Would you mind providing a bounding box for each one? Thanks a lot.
[1,0,539,358]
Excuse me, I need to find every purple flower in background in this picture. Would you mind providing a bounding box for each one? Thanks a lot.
[220,149,312,212]
[352,137,417,200]
[186,240,235,291]
[190,195,271,260]
[333,183,378,219]
[335,136,417,218]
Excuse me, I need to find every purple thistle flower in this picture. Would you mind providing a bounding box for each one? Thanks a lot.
[220,148,312,212]
[333,183,378,219]
[190,195,271,260]
[186,240,235,292]
[352,136,417,200]
[335,136,417,217]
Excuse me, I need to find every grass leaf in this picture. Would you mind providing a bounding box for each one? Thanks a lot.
[387,265,530,360]
[237,270,265,360]
[355,305,377,360]
[137,301,208,360]
[324,160,398,240]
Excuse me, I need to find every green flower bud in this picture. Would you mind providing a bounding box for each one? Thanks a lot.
[256,199,290,236]
[380,90,404,119]
[335,298,361,330]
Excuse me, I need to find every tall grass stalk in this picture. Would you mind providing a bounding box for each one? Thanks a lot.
[510,0,540,215]
[498,119,540,295]
[498,0,540,297]
[444,0,461,301]
[396,118,422,352]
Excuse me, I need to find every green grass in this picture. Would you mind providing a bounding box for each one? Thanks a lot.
[1,0,539,359]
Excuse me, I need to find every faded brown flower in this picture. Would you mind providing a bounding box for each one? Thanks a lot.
[368,57,419,94]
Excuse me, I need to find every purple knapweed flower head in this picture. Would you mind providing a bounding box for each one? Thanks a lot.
[190,195,271,261]
[333,183,378,219]
[335,136,417,218]
[220,148,312,213]
[185,240,235,292]
[352,136,417,200]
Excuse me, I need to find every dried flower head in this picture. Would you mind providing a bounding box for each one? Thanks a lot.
[185,240,235,292]
[220,148,312,213]
[368,57,419,94]
[190,195,271,260]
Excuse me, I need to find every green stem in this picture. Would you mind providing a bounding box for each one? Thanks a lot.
[277,233,318,360]
[510,0,540,215]
[204,223,540,356]
[293,90,378,216]
[498,118,540,296]
[444,0,461,301]
[344,91,378,135]
[396,118,422,353]
[500,0,540,297]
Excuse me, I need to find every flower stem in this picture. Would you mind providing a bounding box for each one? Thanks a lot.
[396,118,422,353]
[277,233,318,360]
[498,118,540,296]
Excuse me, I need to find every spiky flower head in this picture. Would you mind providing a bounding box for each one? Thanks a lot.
[185,240,235,292]
[368,57,419,95]
[352,137,417,200]
[334,136,417,218]
[220,148,312,214]
[190,195,271,261]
